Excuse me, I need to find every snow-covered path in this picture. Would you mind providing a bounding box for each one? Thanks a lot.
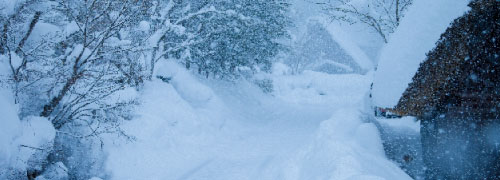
[171,103,332,180]
[105,64,411,180]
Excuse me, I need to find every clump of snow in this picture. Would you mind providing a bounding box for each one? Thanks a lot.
[154,60,215,107]
[16,116,56,150]
[7,52,23,70]
[138,21,150,32]
[14,116,55,171]
[377,116,420,133]
[64,21,79,37]
[272,62,291,76]
[372,0,470,108]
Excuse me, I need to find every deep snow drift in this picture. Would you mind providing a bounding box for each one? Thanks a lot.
[105,61,411,180]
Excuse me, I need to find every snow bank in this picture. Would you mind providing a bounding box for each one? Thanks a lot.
[273,70,371,106]
[285,108,412,180]
[0,89,21,172]
[372,0,470,108]
[106,60,229,179]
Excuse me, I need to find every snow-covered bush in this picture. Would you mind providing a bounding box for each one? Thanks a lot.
[1,0,147,178]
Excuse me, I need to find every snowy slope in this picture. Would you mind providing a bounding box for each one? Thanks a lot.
[372,0,470,108]
[105,61,410,180]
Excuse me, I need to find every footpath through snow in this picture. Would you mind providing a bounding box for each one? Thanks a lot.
[105,61,411,180]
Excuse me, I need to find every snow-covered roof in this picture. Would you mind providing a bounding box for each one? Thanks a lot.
[314,17,374,72]
[372,0,470,108]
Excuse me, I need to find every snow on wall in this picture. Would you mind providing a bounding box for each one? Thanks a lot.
[372,0,470,108]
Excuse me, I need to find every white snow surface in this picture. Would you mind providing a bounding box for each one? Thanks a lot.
[372,0,470,108]
[0,90,56,177]
[0,88,21,171]
[0,0,23,16]
[105,61,411,180]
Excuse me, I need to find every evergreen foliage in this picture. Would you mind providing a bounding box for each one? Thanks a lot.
[160,0,291,78]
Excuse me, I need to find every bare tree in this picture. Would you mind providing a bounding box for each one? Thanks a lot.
[312,0,412,43]
[0,0,44,103]
[36,0,147,128]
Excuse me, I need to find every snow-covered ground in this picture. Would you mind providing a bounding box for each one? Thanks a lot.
[104,61,411,180]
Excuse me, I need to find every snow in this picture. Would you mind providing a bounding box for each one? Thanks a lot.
[0,0,23,16]
[154,60,215,107]
[16,116,55,149]
[0,1,434,178]
[376,116,420,133]
[105,61,410,179]
[138,21,150,32]
[27,22,62,44]
[372,0,470,108]
[36,162,68,180]
[0,89,21,172]
[0,57,56,176]
[273,70,370,105]
[8,51,22,69]
[316,17,374,71]
[0,89,55,177]
[14,116,55,170]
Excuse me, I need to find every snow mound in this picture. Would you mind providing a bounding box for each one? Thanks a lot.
[285,108,412,180]
[106,61,229,179]
[14,116,55,171]
[372,0,470,108]
[17,116,55,149]
[273,70,371,105]
[0,89,21,172]
[154,60,215,107]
